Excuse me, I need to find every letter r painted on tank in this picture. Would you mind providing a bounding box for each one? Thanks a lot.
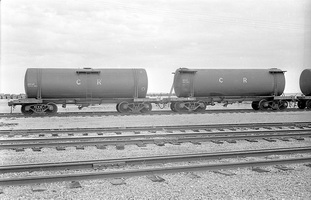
[76,79,81,85]
[243,77,247,83]
[219,78,223,83]
[97,79,102,85]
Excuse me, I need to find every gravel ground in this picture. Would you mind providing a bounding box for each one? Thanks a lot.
[1,137,311,165]
[0,109,311,199]
[1,151,311,179]
[0,163,310,200]
[1,111,311,130]
[1,137,311,199]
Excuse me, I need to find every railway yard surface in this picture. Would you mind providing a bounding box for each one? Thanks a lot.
[0,100,311,199]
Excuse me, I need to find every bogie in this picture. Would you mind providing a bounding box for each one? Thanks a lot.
[117,101,152,113]
[257,99,288,111]
[21,103,58,115]
[173,101,206,112]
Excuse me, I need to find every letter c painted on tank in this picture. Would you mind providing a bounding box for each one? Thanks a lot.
[219,78,223,83]
[243,77,247,83]
[76,79,81,85]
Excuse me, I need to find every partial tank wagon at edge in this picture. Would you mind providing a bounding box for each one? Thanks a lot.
[297,69,311,109]
[8,67,311,115]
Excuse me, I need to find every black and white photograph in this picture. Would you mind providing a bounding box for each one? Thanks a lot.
[0,0,311,199]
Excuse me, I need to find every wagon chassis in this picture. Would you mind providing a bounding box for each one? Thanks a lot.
[8,94,309,115]
[8,98,153,115]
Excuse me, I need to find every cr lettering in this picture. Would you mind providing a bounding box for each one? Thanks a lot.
[243,77,247,83]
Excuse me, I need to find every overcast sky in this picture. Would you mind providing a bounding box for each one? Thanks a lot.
[0,0,310,94]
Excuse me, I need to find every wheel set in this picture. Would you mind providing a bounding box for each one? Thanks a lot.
[297,100,311,109]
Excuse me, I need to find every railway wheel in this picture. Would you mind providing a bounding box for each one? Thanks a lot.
[259,99,269,110]
[297,101,306,109]
[141,102,152,113]
[278,100,288,110]
[271,101,279,110]
[195,101,206,112]
[174,102,188,112]
[21,104,34,115]
[46,103,58,115]
[306,100,311,109]
[251,101,260,110]
[116,103,120,112]
[170,102,177,112]
[117,101,131,113]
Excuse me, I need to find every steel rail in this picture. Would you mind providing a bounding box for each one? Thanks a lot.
[0,131,310,149]
[1,128,311,144]
[0,121,310,135]
[1,146,310,173]
[0,157,310,186]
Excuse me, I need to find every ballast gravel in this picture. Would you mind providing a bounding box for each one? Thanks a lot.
[1,164,311,200]
[0,110,311,199]
[0,110,311,130]
[1,138,311,199]
[1,137,311,165]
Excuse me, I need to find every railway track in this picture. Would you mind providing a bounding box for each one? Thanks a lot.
[1,121,310,137]
[1,128,310,150]
[0,146,310,186]
[1,107,309,118]
[1,146,310,173]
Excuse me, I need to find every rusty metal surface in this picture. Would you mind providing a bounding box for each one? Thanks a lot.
[173,68,286,97]
[24,68,148,99]
[299,69,311,96]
